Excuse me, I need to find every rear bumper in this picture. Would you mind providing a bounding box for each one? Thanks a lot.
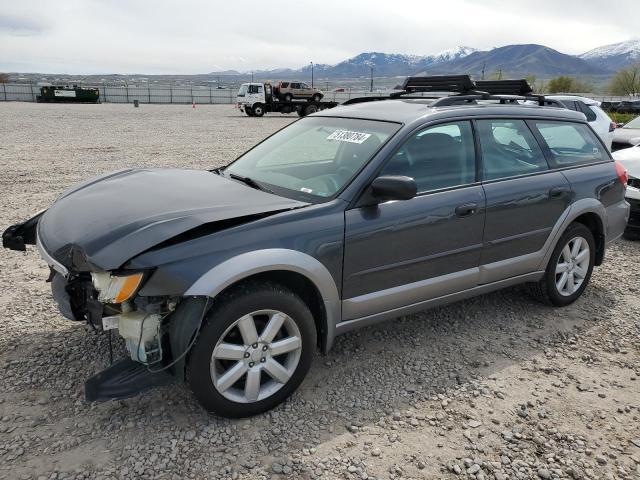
[605,199,630,245]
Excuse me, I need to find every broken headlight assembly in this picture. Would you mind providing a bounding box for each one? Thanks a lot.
[91,271,144,304]
[91,271,164,364]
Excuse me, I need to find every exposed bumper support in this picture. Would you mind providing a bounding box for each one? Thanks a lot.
[85,357,175,402]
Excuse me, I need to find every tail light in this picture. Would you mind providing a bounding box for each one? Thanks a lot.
[615,160,628,188]
[609,121,616,132]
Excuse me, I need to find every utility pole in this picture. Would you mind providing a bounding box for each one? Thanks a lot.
[498,68,502,80]
[370,66,374,93]
[481,62,486,80]
[310,62,314,88]
[251,71,254,82]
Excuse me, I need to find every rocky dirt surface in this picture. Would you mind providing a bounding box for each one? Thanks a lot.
[0,103,638,480]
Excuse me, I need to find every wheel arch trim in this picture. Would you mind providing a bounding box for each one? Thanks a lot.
[538,199,605,270]
[184,248,340,352]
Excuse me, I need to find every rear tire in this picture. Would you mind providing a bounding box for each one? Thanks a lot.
[303,104,318,116]
[312,93,322,102]
[187,282,316,418]
[527,223,595,306]
[284,93,293,102]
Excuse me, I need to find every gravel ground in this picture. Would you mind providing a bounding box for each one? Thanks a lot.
[0,103,639,480]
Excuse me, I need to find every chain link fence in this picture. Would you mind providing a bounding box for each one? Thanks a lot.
[0,83,637,105]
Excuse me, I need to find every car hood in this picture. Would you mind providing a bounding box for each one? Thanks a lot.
[38,168,308,271]
[613,128,640,143]
[613,146,640,178]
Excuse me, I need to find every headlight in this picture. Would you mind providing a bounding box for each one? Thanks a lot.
[91,272,144,304]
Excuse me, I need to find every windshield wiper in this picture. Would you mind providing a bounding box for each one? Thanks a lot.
[228,173,274,194]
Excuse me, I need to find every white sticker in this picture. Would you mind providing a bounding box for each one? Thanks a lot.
[327,130,372,144]
[54,90,76,98]
[300,187,313,193]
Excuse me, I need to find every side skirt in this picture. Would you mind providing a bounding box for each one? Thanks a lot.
[335,271,544,336]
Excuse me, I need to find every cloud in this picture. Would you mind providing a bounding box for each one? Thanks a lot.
[0,15,46,36]
[0,0,637,74]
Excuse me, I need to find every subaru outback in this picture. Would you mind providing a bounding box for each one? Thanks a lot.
[3,87,629,418]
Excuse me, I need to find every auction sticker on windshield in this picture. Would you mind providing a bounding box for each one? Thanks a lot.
[327,130,372,144]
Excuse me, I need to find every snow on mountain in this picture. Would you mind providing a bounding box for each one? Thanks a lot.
[428,46,478,64]
[581,38,640,59]
[580,38,640,71]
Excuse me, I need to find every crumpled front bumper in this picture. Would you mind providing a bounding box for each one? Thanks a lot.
[2,211,45,251]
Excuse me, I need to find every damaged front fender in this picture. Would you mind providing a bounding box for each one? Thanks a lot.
[2,210,45,251]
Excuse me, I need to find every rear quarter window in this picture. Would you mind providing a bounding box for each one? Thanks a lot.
[532,121,609,167]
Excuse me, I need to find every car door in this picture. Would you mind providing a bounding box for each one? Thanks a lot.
[342,120,485,320]
[476,118,571,284]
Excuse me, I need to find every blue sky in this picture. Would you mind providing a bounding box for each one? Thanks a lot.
[0,0,637,74]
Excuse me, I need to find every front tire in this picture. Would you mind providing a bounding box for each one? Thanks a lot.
[252,103,265,117]
[283,93,293,102]
[311,93,322,102]
[527,223,595,306]
[187,282,316,418]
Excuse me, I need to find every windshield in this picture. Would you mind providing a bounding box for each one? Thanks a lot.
[224,117,400,200]
[237,85,248,97]
[623,116,640,129]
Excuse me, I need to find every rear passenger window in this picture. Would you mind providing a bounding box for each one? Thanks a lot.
[381,121,476,193]
[533,121,608,166]
[575,102,597,122]
[476,120,548,181]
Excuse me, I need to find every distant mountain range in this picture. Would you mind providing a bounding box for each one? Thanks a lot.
[211,39,640,80]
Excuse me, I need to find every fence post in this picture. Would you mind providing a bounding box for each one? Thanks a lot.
[102,83,107,104]
[148,85,151,104]
[191,86,194,105]
[30,82,36,102]
[228,88,233,104]
[210,86,212,104]
[126,84,129,104]
[2,82,6,101]
[170,84,173,104]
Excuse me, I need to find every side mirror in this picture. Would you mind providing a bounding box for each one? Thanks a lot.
[371,175,417,202]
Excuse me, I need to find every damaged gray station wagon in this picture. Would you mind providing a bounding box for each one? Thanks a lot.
[3,76,630,417]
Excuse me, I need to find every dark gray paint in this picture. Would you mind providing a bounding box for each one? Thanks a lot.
[343,186,485,299]
[37,168,307,271]
[481,172,571,264]
[8,99,628,354]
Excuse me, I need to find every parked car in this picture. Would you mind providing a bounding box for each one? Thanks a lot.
[542,96,616,151]
[612,115,640,151]
[612,142,640,239]
[3,97,629,418]
[615,100,640,114]
[274,81,323,102]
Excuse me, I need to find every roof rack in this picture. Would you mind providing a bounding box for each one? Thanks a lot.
[474,79,533,96]
[398,75,476,95]
[343,75,546,107]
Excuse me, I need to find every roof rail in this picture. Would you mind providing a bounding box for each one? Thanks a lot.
[431,93,546,107]
[474,79,533,96]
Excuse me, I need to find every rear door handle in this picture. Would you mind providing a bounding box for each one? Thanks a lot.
[549,186,571,198]
[455,203,478,217]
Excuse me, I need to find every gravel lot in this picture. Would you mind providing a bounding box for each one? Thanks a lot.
[0,103,639,480]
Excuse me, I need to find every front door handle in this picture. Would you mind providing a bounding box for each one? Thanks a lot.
[549,186,571,198]
[455,203,478,217]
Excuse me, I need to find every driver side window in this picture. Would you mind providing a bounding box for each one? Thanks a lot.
[476,119,548,181]
[380,121,476,193]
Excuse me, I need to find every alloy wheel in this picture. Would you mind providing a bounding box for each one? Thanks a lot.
[210,310,302,403]
[555,236,590,296]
